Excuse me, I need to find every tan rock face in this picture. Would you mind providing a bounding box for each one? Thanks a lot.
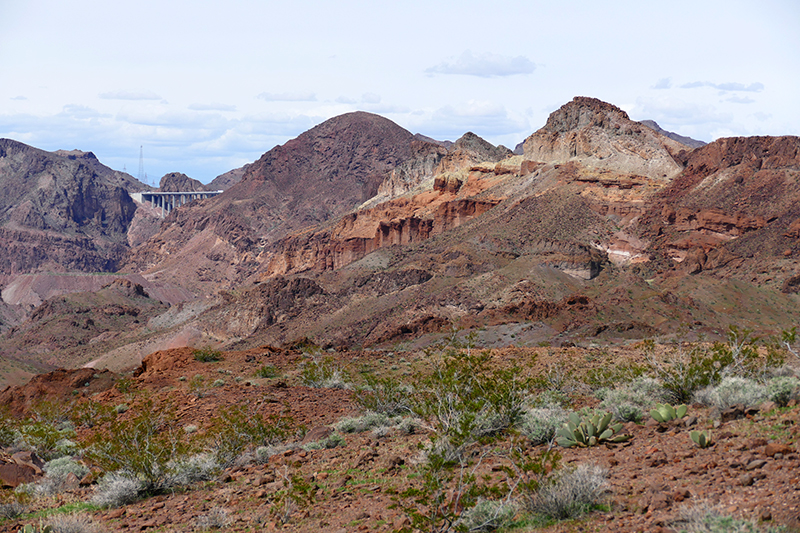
[522,96,684,181]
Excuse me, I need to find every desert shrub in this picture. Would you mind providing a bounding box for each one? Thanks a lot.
[584,360,648,390]
[194,506,231,531]
[16,421,76,461]
[193,347,224,363]
[301,432,345,451]
[300,355,350,389]
[518,406,569,445]
[168,453,220,486]
[68,400,117,429]
[674,502,787,533]
[353,374,413,415]
[693,377,769,409]
[411,347,531,462]
[0,501,25,519]
[530,463,607,520]
[597,376,667,423]
[28,457,91,497]
[0,407,18,447]
[187,374,209,398]
[90,471,143,508]
[47,512,101,533]
[458,498,518,532]
[83,399,190,492]
[254,364,279,379]
[206,404,296,467]
[645,328,785,404]
[335,412,398,434]
[766,376,800,407]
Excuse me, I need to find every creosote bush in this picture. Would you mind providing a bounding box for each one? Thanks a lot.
[693,377,769,409]
[206,403,297,467]
[193,347,224,363]
[643,327,786,404]
[300,355,350,389]
[83,399,190,492]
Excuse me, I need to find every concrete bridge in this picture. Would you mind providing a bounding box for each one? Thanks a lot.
[130,190,223,218]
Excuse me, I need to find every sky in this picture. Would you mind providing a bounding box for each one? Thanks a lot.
[1,0,798,185]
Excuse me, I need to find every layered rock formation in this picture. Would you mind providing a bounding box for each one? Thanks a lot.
[523,97,686,181]
[122,112,420,293]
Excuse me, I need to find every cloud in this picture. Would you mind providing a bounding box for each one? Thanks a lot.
[409,100,530,140]
[635,97,732,126]
[99,90,163,100]
[679,81,764,93]
[257,91,317,102]
[653,78,672,90]
[425,50,535,78]
[188,102,237,111]
[726,95,755,104]
[58,104,110,120]
[335,96,357,104]
[361,92,381,104]
[10,95,27,101]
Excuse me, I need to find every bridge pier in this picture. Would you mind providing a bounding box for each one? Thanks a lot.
[130,190,224,218]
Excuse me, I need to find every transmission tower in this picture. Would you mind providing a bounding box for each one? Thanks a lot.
[138,146,145,184]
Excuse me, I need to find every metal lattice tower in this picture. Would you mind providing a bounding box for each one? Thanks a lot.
[138,146,145,183]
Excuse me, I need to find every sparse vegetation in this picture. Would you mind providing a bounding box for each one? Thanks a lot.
[254,364,279,379]
[529,463,608,520]
[193,347,224,363]
[299,355,350,389]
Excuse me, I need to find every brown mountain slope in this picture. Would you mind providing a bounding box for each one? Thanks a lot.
[635,135,800,288]
[121,112,419,294]
[0,140,148,274]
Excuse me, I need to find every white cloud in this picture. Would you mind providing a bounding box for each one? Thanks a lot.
[335,96,357,104]
[10,95,27,101]
[726,95,755,104]
[99,90,163,101]
[188,102,237,111]
[653,78,672,89]
[256,91,317,102]
[425,50,535,78]
[679,81,764,93]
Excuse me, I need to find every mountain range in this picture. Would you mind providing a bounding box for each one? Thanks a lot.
[1,96,798,387]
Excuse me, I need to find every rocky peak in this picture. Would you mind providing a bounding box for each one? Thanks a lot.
[523,96,686,181]
[541,96,631,133]
[158,172,207,192]
[452,132,512,162]
[639,120,706,149]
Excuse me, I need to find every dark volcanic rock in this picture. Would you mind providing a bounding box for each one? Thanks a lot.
[0,139,147,274]
[158,172,207,192]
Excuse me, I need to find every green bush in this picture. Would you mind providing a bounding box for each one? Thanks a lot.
[644,328,785,404]
[83,400,190,492]
[300,356,350,389]
[206,404,297,467]
[598,377,669,423]
[411,348,531,462]
[766,376,800,407]
[353,374,412,415]
[335,412,398,434]
[254,364,280,379]
[193,347,224,363]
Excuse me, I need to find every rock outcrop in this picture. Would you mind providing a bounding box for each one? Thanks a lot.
[0,139,147,274]
[158,172,207,192]
[523,97,686,181]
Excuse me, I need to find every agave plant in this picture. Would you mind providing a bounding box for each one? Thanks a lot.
[555,411,631,448]
[650,403,688,423]
[19,525,53,533]
[690,430,713,448]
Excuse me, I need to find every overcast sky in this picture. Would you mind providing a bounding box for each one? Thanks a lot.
[1,0,798,184]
